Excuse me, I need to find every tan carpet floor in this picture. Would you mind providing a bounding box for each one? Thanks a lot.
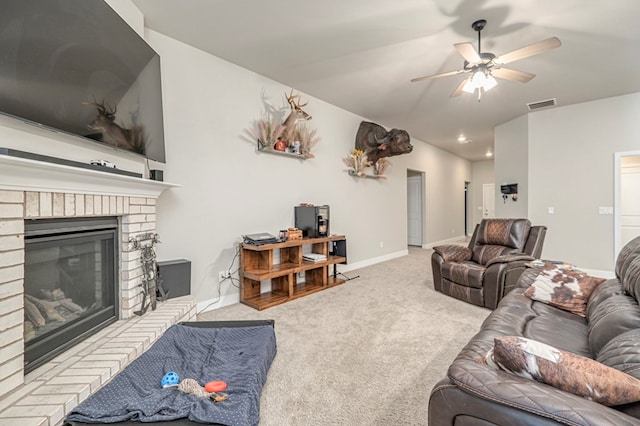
[197,246,490,425]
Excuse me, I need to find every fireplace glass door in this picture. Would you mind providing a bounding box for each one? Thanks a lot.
[24,217,118,372]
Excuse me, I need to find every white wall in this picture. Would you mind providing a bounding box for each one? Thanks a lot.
[470,160,495,228]
[3,1,472,312]
[146,30,471,309]
[495,114,528,218]
[497,92,640,271]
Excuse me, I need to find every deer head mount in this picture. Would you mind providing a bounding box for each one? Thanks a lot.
[83,97,146,155]
[280,89,311,145]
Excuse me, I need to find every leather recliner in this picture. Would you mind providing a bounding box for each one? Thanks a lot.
[431,218,547,309]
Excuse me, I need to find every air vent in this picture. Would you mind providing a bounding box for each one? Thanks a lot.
[527,98,557,111]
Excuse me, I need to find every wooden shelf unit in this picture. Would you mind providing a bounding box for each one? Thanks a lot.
[240,235,347,310]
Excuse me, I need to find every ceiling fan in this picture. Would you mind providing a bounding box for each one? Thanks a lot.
[411,19,561,100]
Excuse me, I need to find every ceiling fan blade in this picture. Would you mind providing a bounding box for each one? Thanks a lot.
[454,42,481,64]
[410,69,465,83]
[494,37,561,65]
[450,77,470,97]
[492,67,536,83]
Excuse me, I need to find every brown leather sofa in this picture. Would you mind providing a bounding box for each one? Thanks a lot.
[431,218,547,309]
[429,235,640,426]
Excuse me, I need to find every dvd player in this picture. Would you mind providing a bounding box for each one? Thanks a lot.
[243,232,279,245]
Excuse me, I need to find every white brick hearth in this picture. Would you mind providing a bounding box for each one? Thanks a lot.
[0,155,194,425]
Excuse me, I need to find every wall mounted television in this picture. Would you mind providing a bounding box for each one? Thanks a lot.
[0,0,166,163]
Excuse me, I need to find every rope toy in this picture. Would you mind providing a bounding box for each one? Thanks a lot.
[178,378,228,402]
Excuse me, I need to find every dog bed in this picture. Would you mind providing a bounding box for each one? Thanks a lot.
[65,320,276,426]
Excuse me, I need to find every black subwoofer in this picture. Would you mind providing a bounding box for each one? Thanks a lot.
[157,259,191,299]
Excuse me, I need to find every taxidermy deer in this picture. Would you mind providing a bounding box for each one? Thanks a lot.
[280,90,311,145]
[84,98,145,155]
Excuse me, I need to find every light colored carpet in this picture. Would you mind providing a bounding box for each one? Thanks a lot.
[197,246,490,425]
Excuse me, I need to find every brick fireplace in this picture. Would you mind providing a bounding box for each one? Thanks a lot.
[0,154,196,425]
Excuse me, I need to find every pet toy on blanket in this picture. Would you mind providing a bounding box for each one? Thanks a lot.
[161,372,228,402]
[178,379,228,402]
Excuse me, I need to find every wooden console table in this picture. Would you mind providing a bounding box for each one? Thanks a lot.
[240,235,347,310]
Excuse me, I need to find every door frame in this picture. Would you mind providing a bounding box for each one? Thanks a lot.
[615,150,640,259]
[406,169,425,247]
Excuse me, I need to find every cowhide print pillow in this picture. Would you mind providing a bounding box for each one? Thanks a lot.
[523,263,605,317]
[492,336,640,406]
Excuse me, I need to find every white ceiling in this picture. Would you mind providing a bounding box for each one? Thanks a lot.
[132,0,640,161]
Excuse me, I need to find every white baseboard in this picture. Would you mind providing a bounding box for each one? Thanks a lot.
[197,292,238,314]
[337,249,408,273]
[197,249,410,313]
[422,235,467,249]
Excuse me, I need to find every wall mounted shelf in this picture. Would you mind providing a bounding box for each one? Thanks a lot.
[347,170,385,179]
[256,146,309,159]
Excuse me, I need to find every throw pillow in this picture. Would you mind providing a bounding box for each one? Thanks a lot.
[523,262,605,317]
[492,336,640,406]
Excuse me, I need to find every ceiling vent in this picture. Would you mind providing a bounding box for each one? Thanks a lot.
[527,98,557,111]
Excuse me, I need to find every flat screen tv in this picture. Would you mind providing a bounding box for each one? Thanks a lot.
[0,0,166,163]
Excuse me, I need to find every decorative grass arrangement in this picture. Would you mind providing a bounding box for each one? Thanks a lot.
[343,149,371,176]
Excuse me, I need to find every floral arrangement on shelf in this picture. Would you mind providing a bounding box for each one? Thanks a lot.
[373,157,390,178]
[247,115,284,151]
[343,149,371,176]
[294,123,319,159]
[343,149,390,178]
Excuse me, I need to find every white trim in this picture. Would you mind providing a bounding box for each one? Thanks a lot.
[197,292,238,314]
[422,235,467,249]
[199,250,411,312]
[0,154,179,198]
[614,150,640,261]
[336,249,409,273]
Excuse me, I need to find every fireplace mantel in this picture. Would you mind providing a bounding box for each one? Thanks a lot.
[0,154,179,198]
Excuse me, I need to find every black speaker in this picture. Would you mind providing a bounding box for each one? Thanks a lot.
[157,259,191,299]
[150,170,164,181]
[330,240,347,264]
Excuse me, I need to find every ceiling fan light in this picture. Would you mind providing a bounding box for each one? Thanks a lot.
[470,71,486,87]
[483,75,498,91]
[462,79,475,93]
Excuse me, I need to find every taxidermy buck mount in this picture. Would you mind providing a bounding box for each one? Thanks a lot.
[84,97,146,155]
[247,89,319,158]
[278,89,312,148]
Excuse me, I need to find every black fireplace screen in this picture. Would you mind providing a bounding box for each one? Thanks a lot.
[24,217,118,372]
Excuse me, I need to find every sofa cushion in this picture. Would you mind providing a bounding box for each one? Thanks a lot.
[492,336,640,406]
[616,235,640,283]
[523,263,605,317]
[475,218,531,250]
[527,301,591,357]
[587,288,640,357]
[441,261,485,288]
[622,255,640,301]
[597,329,640,380]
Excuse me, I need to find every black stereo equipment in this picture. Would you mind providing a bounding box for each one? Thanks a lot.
[295,205,329,238]
[157,259,191,299]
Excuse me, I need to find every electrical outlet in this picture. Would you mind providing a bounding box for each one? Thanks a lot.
[379,241,384,248]
[218,271,231,282]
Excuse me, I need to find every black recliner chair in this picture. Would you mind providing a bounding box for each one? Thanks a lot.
[431,218,547,309]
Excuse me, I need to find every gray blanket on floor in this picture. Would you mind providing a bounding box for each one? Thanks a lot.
[65,323,277,425]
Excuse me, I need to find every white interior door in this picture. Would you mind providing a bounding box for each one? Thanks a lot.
[407,174,422,246]
[621,162,640,247]
[482,183,495,219]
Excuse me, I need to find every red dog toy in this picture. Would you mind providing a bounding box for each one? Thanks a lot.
[204,381,227,393]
